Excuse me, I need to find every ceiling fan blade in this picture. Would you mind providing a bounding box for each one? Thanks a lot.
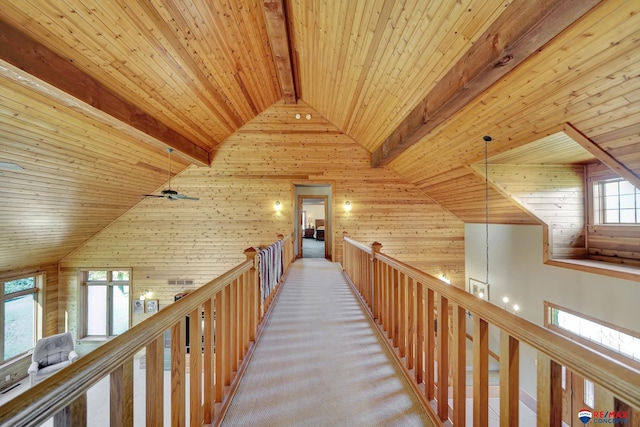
[144,194,165,198]
[174,193,199,200]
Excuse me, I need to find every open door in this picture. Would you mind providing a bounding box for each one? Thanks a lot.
[298,196,328,259]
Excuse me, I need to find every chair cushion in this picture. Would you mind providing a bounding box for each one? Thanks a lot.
[36,360,72,378]
[33,332,75,369]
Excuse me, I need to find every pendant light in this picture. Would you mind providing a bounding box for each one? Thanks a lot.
[483,135,492,288]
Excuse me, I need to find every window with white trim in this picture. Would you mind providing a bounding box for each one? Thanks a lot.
[82,270,130,338]
[584,379,595,408]
[1,274,43,362]
[593,178,640,224]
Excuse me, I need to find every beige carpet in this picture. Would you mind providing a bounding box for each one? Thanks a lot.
[222,258,433,427]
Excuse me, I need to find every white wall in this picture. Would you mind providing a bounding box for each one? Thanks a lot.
[465,223,639,397]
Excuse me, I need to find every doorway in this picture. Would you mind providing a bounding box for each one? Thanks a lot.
[299,196,327,258]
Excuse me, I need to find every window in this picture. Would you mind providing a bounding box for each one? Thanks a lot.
[584,379,595,407]
[1,274,42,362]
[547,302,640,364]
[593,178,640,224]
[82,270,130,338]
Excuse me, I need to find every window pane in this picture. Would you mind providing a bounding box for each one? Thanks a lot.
[620,194,635,209]
[4,294,35,359]
[111,271,129,281]
[604,195,619,209]
[605,210,619,223]
[584,379,595,407]
[87,271,107,281]
[603,181,619,196]
[87,286,107,335]
[4,277,35,295]
[619,180,635,195]
[620,209,635,223]
[111,285,130,335]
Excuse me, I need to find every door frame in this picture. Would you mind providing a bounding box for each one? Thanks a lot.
[297,195,329,259]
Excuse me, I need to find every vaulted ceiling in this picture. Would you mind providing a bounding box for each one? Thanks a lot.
[1,0,640,271]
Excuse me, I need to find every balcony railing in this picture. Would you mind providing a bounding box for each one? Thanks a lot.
[342,236,640,426]
[0,234,294,427]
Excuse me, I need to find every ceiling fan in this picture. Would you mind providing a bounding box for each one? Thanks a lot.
[145,148,199,201]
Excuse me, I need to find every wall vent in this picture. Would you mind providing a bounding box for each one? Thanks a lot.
[168,279,195,286]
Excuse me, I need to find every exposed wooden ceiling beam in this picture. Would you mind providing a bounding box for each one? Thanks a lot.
[564,123,640,190]
[0,19,210,167]
[371,0,602,168]
[262,0,297,104]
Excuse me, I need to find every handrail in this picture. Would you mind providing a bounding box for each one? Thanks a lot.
[0,233,294,427]
[342,236,640,425]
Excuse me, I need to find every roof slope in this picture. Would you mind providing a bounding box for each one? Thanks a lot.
[1,1,639,271]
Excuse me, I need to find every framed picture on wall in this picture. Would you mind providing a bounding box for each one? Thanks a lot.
[469,278,489,301]
[133,299,145,314]
[145,299,159,314]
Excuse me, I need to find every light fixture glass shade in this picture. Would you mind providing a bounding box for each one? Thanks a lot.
[275,201,282,211]
[344,201,352,211]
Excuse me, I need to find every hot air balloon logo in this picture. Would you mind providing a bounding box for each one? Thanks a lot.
[578,409,593,425]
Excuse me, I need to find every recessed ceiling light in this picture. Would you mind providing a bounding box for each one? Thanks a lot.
[0,161,24,171]
[305,114,311,120]
[295,113,301,120]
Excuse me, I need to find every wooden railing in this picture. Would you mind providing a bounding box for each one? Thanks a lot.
[342,236,640,426]
[0,234,294,427]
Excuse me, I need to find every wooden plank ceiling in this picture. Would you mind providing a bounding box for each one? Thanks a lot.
[1,0,640,271]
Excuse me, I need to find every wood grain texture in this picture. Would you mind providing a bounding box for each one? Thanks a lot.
[371,0,602,167]
[1,0,639,282]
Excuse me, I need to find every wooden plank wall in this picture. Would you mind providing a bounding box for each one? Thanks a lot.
[472,163,587,259]
[415,166,538,225]
[59,101,466,333]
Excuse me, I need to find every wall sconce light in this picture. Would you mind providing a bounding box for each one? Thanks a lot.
[274,201,282,211]
[439,274,450,284]
[502,296,509,309]
[513,304,520,315]
[344,201,352,211]
[139,290,152,300]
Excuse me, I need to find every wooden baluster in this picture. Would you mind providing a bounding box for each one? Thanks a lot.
[407,277,415,371]
[54,393,86,427]
[146,336,164,427]
[391,269,399,348]
[537,353,563,427]
[244,247,258,341]
[371,242,382,321]
[203,299,215,423]
[171,318,186,427]
[190,306,202,426]
[382,263,390,333]
[473,316,489,427]
[425,288,435,400]
[500,332,519,427]
[223,285,232,388]
[214,293,224,403]
[437,294,449,420]
[415,282,425,385]
[452,304,466,426]
[237,274,245,359]
[230,279,239,373]
[242,272,250,355]
[110,359,133,427]
[399,272,407,359]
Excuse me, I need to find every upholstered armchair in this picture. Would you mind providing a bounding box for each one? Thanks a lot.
[28,332,78,386]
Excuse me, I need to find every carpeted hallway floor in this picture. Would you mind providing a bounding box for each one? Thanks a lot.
[222,258,433,427]
[301,237,325,258]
